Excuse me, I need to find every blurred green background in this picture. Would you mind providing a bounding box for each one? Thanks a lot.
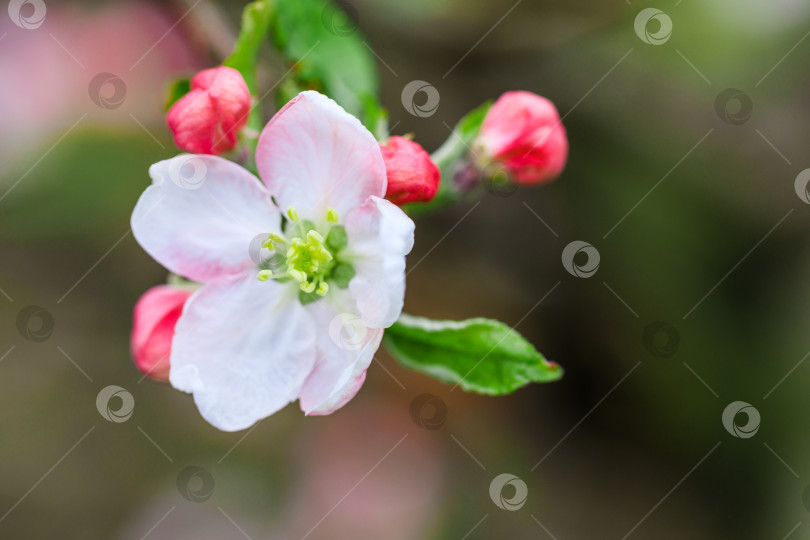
[2,0,810,538]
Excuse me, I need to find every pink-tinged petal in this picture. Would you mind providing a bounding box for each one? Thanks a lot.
[344,196,414,328]
[130,285,193,381]
[132,154,280,283]
[299,298,383,415]
[255,91,386,220]
[170,275,317,431]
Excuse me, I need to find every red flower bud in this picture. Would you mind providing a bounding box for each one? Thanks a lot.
[166,66,251,155]
[477,91,568,185]
[381,136,440,205]
[131,285,193,381]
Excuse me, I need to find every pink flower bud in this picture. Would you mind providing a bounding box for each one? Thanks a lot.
[477,91,568,184]
[381,136,440,205]
[131,285,193,381]
[166,66,251,155]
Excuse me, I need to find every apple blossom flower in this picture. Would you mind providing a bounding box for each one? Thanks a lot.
[166,66,251,155]
[475,91,568,185]
[380,136,440,205]
[132,91,415,431]
[131,285,193,382]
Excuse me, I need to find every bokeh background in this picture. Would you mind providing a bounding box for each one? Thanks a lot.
[2,0,810,538]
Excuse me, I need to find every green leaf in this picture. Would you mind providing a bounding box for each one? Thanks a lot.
[404,101,492,216]
[272,0,378,117]
[223,0,275,150]
[164,77,190,110]
[360,92,388,139]
[383,313,562,395]
[325,225,348,252]
[223,0,275,95]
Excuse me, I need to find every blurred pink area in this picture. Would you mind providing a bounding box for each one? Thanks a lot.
[117,399,445,540]
[0,1,202,165]
[283,401,445,539]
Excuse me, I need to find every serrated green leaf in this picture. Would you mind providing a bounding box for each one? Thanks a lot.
[272,0,378,116]
[383,313,562,395]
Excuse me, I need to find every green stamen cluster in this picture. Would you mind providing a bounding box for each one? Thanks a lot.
[256,206,351,300]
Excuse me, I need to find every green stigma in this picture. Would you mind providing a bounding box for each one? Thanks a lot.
[255,206,352,303]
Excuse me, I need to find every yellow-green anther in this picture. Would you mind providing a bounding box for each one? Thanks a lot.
[287,206,300,222]
[327,208,339,224]
[301,281,316,293]
[288,269,306,282]
[256,270,274,281]
[316,281,329,296]
[307,230,324,243]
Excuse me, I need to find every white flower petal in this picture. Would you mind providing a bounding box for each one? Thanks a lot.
[298,296,383,416]
[170,275,316,431]
[344,196,415,328]
[255,91,386,220]
[132,154,279,283]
